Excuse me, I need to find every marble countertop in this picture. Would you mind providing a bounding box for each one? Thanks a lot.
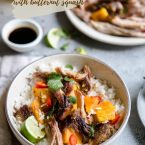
[1,1,145,145]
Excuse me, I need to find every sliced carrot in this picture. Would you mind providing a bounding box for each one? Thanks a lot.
[35,82,48,88]
[111,114,120,125]
[69,134,77,145]
[46,97,52,109]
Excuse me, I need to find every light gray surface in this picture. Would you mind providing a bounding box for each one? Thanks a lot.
[0,1,145,145]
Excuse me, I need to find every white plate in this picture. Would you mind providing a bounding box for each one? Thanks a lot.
[66,10,145,46]
[137,83,145,127]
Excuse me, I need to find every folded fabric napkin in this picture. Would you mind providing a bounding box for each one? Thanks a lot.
[0,55,41,145]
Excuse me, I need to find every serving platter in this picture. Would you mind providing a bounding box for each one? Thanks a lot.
[66,10,145,46]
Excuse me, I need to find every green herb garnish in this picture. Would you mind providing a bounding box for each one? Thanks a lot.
[123,6,128,14]
[89,126,95,138]
[65,64,73,70]
[64,76,74,83]
[47,79,63,91]
[60,43,69,51]
[47,72,63,91]
[75,47,87,55]
[62,28,80,38]
[45,101,59,119]
[48,72,62,80]
[61,28,70,38]
[68,96,77,104]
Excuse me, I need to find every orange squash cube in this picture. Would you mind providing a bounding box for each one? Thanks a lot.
[84,96,101,113]
[95,101,116,123]
[91,7,109,21]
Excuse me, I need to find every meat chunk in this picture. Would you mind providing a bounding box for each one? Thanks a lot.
[73,8,91,22]
[80,65,92,94]
[55,67,88,81]
[91,21,145,37]
[108,1,124,13]
[70,112,94,143]
[58,116,72,132]
[80,77,91,94]
[33,72,49,82]
[14,105,32,122]
[111,16,145,29]
[54,90,73,120]
[92,123,116,145]
[72,115,93,137]
[63,81,73,96]
[75,90,86,118]
[128,0,145,17]
[82,65,92,79]
[46,117,63,145]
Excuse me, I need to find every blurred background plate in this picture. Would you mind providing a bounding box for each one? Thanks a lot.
[137,83,145,127]
[66,10,145,46]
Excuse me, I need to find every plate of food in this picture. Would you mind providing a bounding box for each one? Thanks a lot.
[6,54,131,145]
[66,0,145,46]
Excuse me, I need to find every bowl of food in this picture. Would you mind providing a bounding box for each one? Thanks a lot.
[66,0,145,46]
[6,54,130,145]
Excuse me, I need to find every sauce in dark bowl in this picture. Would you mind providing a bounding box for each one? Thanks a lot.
[9,27,37,44]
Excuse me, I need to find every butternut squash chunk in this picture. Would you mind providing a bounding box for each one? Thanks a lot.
[84,96,101,113]
[31,98,43,124]
[91,7,109,21]
[33,87,51,103]
[62,127,82,144]
[95,101,115,123]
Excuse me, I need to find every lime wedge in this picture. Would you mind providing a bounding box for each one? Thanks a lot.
[46,28,63,48]
[20,116,45,143]
[75,47,87,55]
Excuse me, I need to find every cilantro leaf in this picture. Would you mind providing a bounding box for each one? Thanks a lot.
[65,64,73,70]
[45,101,59,119]
[89,125,95,138]
[68,96,77,104]
[47,79,63,91]
[60,43,69,51]
[47,73,63,91]
[48,72,62,80]
[64,76,74,83]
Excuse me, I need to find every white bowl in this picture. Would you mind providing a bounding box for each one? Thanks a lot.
[1,19,43,52]
[6,54,131,145]
[66,10,145,46]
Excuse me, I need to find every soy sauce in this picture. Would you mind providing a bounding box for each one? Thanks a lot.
[9,27,37,44]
